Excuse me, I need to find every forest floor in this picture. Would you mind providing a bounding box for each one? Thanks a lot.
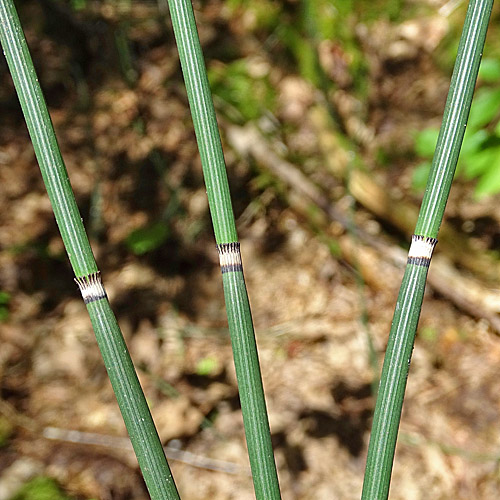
[2,1,500,499]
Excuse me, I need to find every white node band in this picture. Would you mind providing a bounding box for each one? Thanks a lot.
[75,271,107,304]
[217,242,243,273]
[407,235,437,267]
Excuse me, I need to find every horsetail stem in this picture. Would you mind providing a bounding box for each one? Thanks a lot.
[166,1,281,498]
[362,1,493,499]
[0,2,180,498]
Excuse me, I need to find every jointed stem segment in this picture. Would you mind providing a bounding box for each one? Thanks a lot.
[167,0,281,498]
[362,1,493,499]
[0,2,180,498]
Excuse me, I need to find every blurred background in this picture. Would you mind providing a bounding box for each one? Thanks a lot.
[1,0,500,498]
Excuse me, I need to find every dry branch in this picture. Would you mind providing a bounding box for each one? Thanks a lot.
[310,104,500,285]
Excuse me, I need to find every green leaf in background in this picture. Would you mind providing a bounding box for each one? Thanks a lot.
[125,221,169,255]
[0,290,10,322]
[411,161,432,191]
[69,0,87,11]
[419,326,439,342]
[462,141,500,179]
[414,71,500,199]
[473,152,500,198]
[478,57,500,82]
[466,87,500,131]
[460,129,488,159]
[414,128,439,157]
[276,24,323,86]
[226,0,280,32]
[196,356,218,376]
[303,0,338,42]
[10,477,74,500]
[208,59,276,122]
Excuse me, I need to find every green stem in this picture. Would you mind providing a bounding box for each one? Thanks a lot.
[167,0,237,244]
[0,2,180,498]
[362,1,493,499]
[362,260,431,500]
[415,0,493,238]
[221,259,280,496]
[166,1,281,498]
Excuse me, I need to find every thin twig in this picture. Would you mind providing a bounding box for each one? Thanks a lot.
[42,427,250,476]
